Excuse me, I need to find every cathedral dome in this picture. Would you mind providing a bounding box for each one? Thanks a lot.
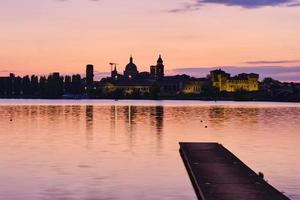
[125,56,137,72]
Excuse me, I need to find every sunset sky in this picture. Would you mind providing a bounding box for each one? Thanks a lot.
[0,0,300,80]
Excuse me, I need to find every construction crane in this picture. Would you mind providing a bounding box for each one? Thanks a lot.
[109,63,118,72]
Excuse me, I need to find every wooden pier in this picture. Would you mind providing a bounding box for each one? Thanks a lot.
[179,143,290,200]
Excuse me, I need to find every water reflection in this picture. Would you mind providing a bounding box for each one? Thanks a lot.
[85,105,94,144]
[150,106,164,149]
[0,101,299,200]
[208,106,228,128]
[125,105,137,129]
[110,105,118,135]
[154,106,164,135]
[208,107,260,129]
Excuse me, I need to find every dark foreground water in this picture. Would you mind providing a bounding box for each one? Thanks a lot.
[0,100,299,200]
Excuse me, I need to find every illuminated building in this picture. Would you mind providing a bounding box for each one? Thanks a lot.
[102,82,154,96]
[182,80,204,94]
[210,69,259,92]
[159,76,206,96]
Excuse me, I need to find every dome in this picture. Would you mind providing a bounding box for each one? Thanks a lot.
[125,56,137,72]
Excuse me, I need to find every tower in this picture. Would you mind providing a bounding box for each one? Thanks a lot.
[86,64,94,89]
[111,64,118,79]
[156,54,164,79]
[150,55,165,80]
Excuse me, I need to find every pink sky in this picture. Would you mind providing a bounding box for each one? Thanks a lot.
[0,0,300,76]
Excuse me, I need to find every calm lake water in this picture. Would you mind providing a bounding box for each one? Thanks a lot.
[0,99,299,200]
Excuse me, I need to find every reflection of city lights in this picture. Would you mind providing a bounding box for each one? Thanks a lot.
[128,105,131,127]
[115,105,118,131]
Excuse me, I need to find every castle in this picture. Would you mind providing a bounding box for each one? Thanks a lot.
[210,69,259,92]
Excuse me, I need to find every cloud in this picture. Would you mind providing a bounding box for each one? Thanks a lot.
[197,0,300,8]
[55,0,100,2]
[169,4,201,13]
[244,60,300,65]
[169,0,300,12]
[92,71,110,80]
[170,66,300,82]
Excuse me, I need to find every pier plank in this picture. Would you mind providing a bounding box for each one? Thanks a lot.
[180,142,290,200]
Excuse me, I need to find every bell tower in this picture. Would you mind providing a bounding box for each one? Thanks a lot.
[150,55,164,80]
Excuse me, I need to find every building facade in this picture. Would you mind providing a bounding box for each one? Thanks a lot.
[102,82,154,96]
[182,80,204,94]
[210,69,259,92]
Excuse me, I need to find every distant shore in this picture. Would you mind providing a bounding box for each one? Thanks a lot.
[0,96,299,103]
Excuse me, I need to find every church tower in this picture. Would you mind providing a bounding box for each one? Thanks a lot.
[150,55,165,80]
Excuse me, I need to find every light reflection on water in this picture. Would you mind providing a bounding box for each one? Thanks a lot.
[0,100,299,200]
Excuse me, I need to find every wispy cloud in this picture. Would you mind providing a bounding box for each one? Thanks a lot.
[170,66,300,82]
[244,60,300,65]
[169,3,201,13]
[169,0,300,12]
[55,0,100,2]
[197,0,300,8]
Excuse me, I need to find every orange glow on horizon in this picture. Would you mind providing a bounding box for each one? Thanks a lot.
[0,0,300,76]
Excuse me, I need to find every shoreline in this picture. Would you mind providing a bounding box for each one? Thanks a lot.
[0,98,300,107]
[0,96,300,103]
